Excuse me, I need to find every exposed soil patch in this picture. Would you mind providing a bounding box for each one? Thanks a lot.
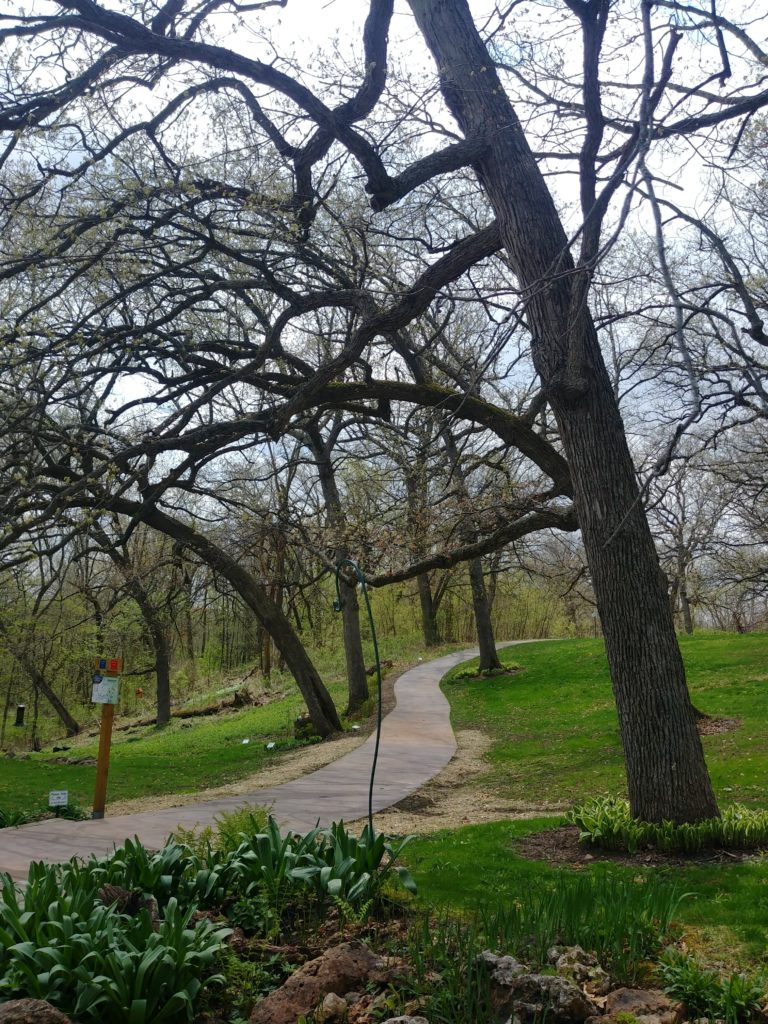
[48,756,97,766]
[452,666,522,682]
[697,716,740,735]
[350,728,565,835]
[514,823,762,867]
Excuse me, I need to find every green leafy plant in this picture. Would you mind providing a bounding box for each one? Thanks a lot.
[86,837,200,907]
[0,860,228,1024]
[333,895,373,931]
[292,821,417,906]
[229,892,281,939]
[213,803,271,853]
[479,868,685,982]
[658,949,766,1024]
[171,823,216,860]
[54,802,90,821]
[566,798,768,854]
[203,947,294,1018]
[0,806,34,828]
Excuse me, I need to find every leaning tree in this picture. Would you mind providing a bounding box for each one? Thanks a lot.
[3,0,768,818]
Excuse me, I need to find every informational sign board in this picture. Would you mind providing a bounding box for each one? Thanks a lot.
[49,790,68,808]
[92,674,120,704]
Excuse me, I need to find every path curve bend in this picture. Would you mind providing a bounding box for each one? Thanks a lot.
[0,644,516,882]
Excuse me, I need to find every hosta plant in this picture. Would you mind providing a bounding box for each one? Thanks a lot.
[566,798,768,854]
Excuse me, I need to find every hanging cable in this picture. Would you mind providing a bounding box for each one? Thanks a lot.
[333,558,382,837]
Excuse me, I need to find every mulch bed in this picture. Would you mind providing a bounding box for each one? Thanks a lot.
[514,824,759,867]
[697,716,740,735]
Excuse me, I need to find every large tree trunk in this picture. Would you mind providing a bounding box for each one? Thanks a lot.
[417,573,440,646]
[409,0,718,823]
[109,501,342,737]
[468,557,502,671]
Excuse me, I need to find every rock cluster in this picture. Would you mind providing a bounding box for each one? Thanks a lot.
[479,947,683,1024]
[241,939,687,1024]
[249,941,395,1024]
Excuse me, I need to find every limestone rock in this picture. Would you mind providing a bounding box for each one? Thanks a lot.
[0,1000,72,1024]
[380,1017,430,1023]
[249,941,391,1024]
[547,944,611,995]
[593,987,684,1024]
[318,991,349,1020]
[506,974,596,1022]
[478,949,528,986]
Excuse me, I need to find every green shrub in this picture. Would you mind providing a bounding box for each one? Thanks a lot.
[229,818,415,902]
[171,804,271,860]
[0,802,88,829]
[201,947,294,1019]
[87,836,201,907]
[214,803,271,853]
[658,949,767,1024]
[566,798,768,854]
[208,818,416,939]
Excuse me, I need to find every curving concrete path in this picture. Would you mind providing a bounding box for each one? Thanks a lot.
[0,645,518,882]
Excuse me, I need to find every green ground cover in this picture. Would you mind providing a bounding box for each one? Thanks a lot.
[408,818,768,966]
[442,632,768,808]
[406,631,768,967]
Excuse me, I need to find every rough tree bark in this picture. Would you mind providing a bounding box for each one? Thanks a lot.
[407,0,718,822]
[467,556,502,671]
[307,424,369,713]
[442,427,502,672]
[416,574,440,647]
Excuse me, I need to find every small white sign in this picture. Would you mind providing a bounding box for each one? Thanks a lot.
[49,790,68,808]
[92,675,120,704]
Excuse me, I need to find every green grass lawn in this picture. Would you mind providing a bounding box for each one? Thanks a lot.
[404,631,768,967]
[408,818,768,967]
[442,632,768,808]
[0,634,460,816]
[4,630,767,968]
[0,686,335,815]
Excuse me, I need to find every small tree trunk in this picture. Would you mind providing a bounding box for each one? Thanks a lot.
[680,585,694,635]
[417,573,440,646]
[1,675,13,747]
[26,663,81,736]
[468,558,502,671]
[341,580,370,713]
[308,424,369,713]
[127,590,172,725]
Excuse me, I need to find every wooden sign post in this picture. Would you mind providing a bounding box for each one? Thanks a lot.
[92,657,122,820]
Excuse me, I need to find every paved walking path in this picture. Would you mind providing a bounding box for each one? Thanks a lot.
[0,645,513,882]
